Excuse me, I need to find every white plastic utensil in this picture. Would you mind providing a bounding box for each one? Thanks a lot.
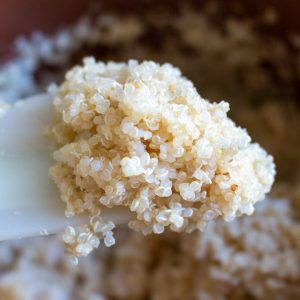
[0,94,130,241]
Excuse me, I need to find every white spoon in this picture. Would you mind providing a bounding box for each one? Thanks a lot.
[0,94,130,241]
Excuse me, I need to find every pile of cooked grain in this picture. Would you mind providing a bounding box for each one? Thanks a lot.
[0,3,299,300]
[49,58,274,261]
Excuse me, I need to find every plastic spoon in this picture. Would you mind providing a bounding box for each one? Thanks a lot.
[0,94,130,241]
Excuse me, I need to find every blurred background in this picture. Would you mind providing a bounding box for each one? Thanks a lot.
[0,1,299,299]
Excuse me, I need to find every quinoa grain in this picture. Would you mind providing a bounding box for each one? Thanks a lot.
[49,58,275,260]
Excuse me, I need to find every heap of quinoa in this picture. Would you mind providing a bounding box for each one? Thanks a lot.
[49,58,275,261]
[0,198,299,300]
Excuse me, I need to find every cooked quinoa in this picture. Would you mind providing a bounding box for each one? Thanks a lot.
[0,198,299,300]
[0,2,299,299]
[49,58,275,260]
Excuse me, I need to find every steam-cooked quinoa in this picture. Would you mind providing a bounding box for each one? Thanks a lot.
[0,198,299,300]
[1,3,300,299]
[49,58,275,260]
